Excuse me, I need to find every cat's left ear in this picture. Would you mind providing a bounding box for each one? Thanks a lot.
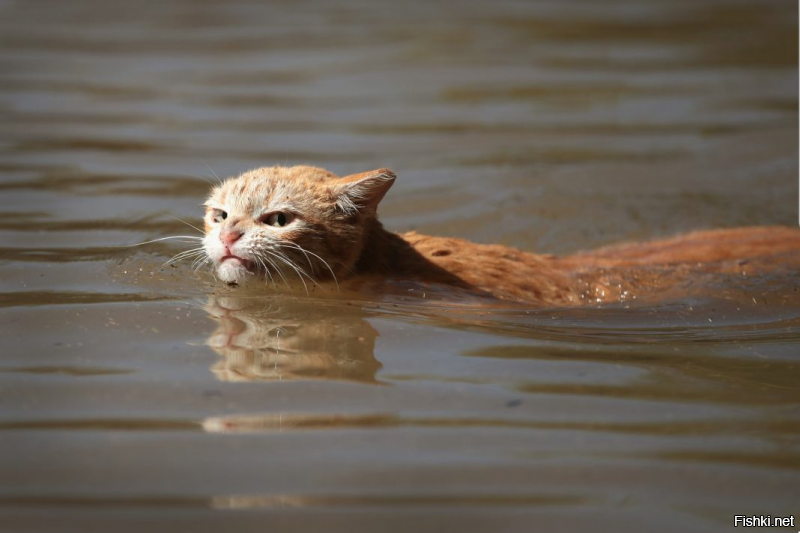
[332,168,396,214]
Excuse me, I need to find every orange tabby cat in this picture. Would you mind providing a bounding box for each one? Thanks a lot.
[202,165,800,305]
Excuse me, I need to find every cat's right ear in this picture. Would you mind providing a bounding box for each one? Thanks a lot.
[332,168,396,215]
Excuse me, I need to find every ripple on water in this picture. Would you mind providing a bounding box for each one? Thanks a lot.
[0,0,798,531]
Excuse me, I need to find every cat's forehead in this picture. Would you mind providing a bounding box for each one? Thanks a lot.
[208,166,336,209]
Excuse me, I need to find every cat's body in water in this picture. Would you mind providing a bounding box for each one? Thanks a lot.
[202,165,800,306]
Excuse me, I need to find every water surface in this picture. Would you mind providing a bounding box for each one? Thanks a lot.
[1,1,798,532]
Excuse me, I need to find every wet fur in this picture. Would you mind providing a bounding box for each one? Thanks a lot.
[202,165,800,305]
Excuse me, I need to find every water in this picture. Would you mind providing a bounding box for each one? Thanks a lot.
[1,1,798,531]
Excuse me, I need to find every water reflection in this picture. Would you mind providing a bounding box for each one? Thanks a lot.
[2,1,798,528]
[204,295,381,383]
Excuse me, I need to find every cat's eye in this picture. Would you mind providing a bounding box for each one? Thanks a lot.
[263,212,293,227]
[211,209,227,223]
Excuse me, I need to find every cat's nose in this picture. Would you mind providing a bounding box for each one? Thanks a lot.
[220,230,243,248]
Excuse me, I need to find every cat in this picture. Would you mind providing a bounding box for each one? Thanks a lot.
[201,165,800,306]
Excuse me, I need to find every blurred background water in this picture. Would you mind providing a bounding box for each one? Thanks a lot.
[0,1,798,532]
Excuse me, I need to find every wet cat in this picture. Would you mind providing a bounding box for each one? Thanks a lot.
[202,165,800,305]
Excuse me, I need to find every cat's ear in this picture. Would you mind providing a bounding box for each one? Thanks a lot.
[332,168,396,214]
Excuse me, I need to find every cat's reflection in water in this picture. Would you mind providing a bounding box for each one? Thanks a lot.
[204,295,381,384]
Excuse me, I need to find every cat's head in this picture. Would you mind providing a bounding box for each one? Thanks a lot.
[203,165,395,285]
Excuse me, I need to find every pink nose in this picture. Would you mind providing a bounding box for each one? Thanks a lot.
[220,230,243,248]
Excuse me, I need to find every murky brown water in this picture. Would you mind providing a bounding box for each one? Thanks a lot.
[1,1,798,531]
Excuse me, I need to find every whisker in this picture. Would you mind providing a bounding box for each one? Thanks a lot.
[164,247,207,266]
[164,254,205,268]
[253,257,268,287]
[271,248,316,290]
[274,249,316,286]
[118,235,204,247]
[199,159,224,187]
[262,258,278,289]
[255,256,277,289]
[278,241,315,274]
[269,251,309,295]
[166,247,206,258]
[263,251,291,289]
[278,241,339,290]
[191,254,211,272]
[181,171,218,188]
[163,214,205,235]
[169,246,206,256]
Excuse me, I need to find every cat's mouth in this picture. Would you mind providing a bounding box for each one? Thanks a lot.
[220,255,253,270]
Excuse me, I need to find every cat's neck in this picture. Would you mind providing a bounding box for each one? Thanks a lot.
[354,218,416,274]
[353,218,467,286]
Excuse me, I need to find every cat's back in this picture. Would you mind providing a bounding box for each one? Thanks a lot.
[398,226,800,305]
[400,231,578,304]
[559,226,800,269]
